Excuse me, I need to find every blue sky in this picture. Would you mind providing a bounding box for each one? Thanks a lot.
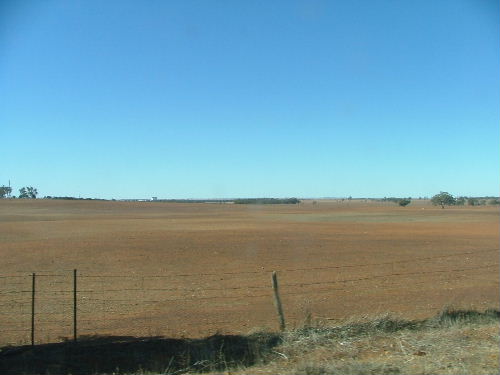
[1,0,498,199]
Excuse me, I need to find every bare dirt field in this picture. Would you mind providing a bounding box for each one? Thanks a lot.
[0,199,498,345]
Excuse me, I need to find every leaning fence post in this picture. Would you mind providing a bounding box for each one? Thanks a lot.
[271,271,286,331]
[73,269,77,342]
[31,272,36,346]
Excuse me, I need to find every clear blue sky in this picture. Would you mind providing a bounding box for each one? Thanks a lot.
[1,0,498,199]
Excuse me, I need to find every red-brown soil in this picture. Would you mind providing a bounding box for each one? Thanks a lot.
[0,199,498,345]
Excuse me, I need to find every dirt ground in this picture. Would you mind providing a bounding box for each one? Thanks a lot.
[0,199,498,345]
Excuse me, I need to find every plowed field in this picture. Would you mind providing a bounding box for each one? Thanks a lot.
[0,199,498,345]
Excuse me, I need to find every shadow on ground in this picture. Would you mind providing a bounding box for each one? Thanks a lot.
[0,332,281,375]
[2,309,498,375]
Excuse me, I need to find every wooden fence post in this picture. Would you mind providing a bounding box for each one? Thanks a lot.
[73,269,77,342]
[271,271,286,331]
[31,272,36,346]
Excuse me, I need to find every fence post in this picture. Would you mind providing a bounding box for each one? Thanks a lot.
[73,269,77,342]
[271,271,286,331]
[31,272,36,346]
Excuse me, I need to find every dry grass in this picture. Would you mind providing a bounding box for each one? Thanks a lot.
[1,308,497,374]
[208,308,500,375]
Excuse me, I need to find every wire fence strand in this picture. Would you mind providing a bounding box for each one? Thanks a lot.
[1,247,497,346]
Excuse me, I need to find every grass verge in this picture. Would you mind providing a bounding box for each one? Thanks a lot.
[240,307,499,375]
[0,308,498,374]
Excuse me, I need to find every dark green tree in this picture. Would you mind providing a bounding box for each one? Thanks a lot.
[431,192,456,208]
[19,186,38,199]
[0,185,12,198]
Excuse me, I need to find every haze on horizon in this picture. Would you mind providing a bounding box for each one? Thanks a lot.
[1,0,498,199]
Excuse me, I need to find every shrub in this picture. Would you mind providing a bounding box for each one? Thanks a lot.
[398,198,411,207]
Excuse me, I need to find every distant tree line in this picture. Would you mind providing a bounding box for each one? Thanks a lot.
[43,196,106,201]
[431,192,499,208]
[460,197,500,206]
[234,198,301,204]
[1,184,109,200]
[152,199,234,203]
[2,185,498,208]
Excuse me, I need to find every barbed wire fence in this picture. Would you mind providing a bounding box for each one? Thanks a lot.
[0,248,497,346]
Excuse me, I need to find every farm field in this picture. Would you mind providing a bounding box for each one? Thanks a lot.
[0,199,498,345]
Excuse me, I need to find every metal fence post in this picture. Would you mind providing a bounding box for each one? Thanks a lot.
[31,272,36,346]
[73,269,77,342]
